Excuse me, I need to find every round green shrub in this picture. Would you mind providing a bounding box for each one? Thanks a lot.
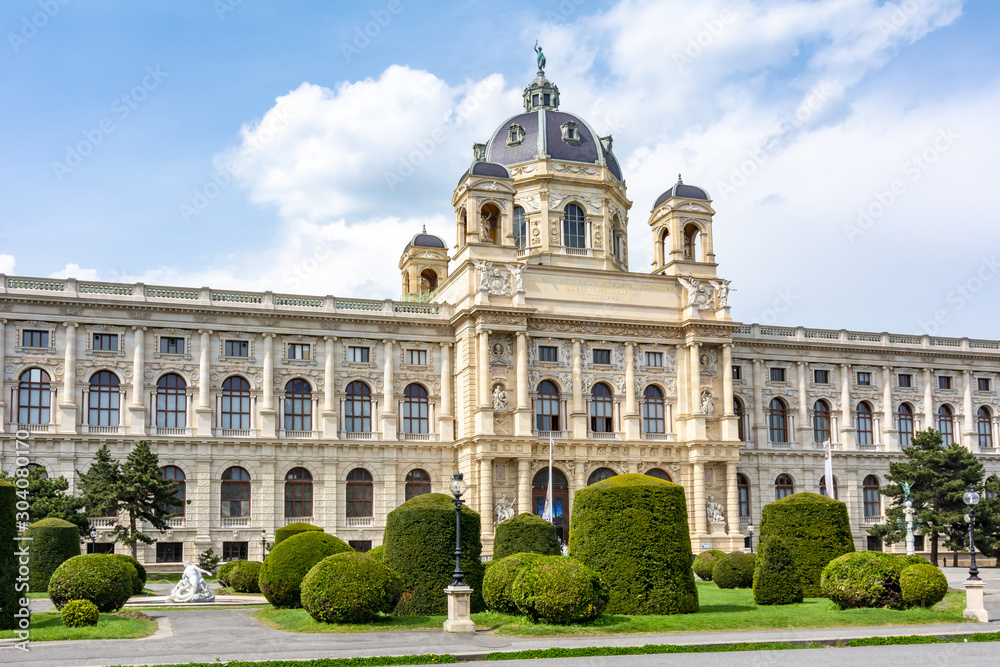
[714,552,756,589]
[49,554,134,612]
[895,554,928,570]
[758,492,855,597]
[274,521,323,546]
[693,550,726,581]
[25,518,81,593]
[60,599,99,628]
[259,532,352,607]
[483,552,543,614]
[493,513,560,560]
[820,551,906,609]
[228,560,262,594]
[900,564,948,608]
[510,555,608,624]
[108,554,145,595]
[0,478,18,630]
[753,538,803,605]
[301,552,403,623]
[384,493,485,615]
[367,545,385,562]
[217,559,242,586]
[570,474,698,615]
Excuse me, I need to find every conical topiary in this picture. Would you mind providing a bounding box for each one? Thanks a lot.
[753,538,803,605]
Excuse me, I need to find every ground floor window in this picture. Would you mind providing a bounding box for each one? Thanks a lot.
[87,543,114,554]
[222,541,248,561]
[349,540,372,553]
[156,542,184,563]
[866,536,882,552]
[913,535,925,552]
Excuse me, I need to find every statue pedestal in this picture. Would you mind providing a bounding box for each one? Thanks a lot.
[708,523,725,537]
[443,585,476,633]
[964,579,989,622]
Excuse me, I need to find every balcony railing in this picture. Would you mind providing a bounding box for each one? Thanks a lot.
[346,517,373,528]
[862,515,886,526]
[90,517,115,528]
[534,430,567,440]
[402,433,432,441]
[857,443,884,452]
[221,517,250,528]
[151,426,191,436]
[284,516,312,526]
[641,432,674,441]
[84,425,121,435]
[166,517,185,528]
[14,423,49,433]
[342,431,378,440]
[216,429,256,438]
[279,429,317,439]
[588,431,620,441]
[732,323,1000,352]
[767,441,794,450]
[739,516,751,526]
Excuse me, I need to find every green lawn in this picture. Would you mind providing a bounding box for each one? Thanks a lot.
[253,582,970,637]
[0,612,157,641]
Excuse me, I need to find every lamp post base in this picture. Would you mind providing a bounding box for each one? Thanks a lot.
[963,579,989,622]
[443,585,476,633]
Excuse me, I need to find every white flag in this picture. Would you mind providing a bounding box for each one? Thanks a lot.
[823,439,834,498]
[542,436,554,522]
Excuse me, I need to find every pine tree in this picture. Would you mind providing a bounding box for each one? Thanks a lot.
[0,467,89,536]
[77,444,121,517]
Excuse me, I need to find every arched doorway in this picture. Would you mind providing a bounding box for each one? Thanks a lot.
[532,467,569,542]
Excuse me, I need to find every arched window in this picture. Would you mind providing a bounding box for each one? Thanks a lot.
[856,402,874,445]
[535,380,560,431]
[563,203,585,249]
[345,381,372,433]
[163,466,185,517]
[26,463,48,480]
[775,473,794,500]
[978,407,994,448]
[420,269,438,292]
[590,383,614,433]
[642,385,665,434]
[17,369,50,424]
[221,466,251,518]
[645,468,671,481]
[898,403,914,447]
[402,383,429,434]
[156,374,187,429]
[863,475,881,517]
[346,468,373,518]
[405,469,431,500]
[937,405,954,445]
[89,371,120,427]
[768,398,788,443]
[284,467,312,518]
[480,203,501,244]
[812,400,831,444]
[532,467,568,539]
[683,223,701,260]
[734,397,746,441]
[513,205,526,249]
[221,377,251,430]
[986,475,999,500]
[737,473,750,518]
[587,467,616,485]
[283,379,312,432]
[819,474,838,500]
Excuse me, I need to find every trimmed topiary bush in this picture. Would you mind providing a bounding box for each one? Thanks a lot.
[259,531,352,608]
[49,554,134,612]
[384,493,485,615]
[493,513,560,560]
[758,492,854,597]
[483,552,544,614]
[26,517,81,593]
[895,554,928,570]
[228,560,262,594]
[753,538,803,605]
[0,478,17,631]
[301,552,403,623]
[60,599,100,627]
[714,552,756,589]
[217,559,241,586]
[900,563,947,608]
[367,545,385,562]
[274,521,323,546]
[693,550,726,581]
[570,474,698,615]
[108,554,145,595]
[510,555,608,624]
[820,551,906,609]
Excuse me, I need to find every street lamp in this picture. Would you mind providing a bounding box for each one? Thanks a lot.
[963,485,981,581]
[747,524,755,554]
[89,528,97,554]
[449,472,468,586]
[261,528,268,559]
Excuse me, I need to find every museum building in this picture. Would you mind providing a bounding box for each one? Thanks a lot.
[2,66,999,565]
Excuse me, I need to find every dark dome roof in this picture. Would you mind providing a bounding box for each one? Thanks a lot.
[653,176,710,208]
[405,226,446,251]
[484,110,623,182]
[456,161,511,187]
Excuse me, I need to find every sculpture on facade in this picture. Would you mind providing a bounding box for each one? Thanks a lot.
[492,384,508,412]
[494,493,516,526]
[706,495,725,524]
[709,279,735,308]
[534,41,546,72]
[508,263,525,293]
[167,561,215,603]
[677,273,714,310]
[700,389,715,416]
[480,207,498,242]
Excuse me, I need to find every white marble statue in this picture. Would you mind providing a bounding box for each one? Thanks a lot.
[492,384,508,412]
[167,561,215,603]
[700,389,714,416]
[494,493,516,526]
[706,495,725,524]
[677,273,714,310]
[508,263,525,293]
[709,279,735,308]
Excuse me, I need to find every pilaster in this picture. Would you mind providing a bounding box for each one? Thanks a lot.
[321,336,338,438]
[623,342,640,439]
[58,323,78,432]
[196,330,214,436]
[570,339,586,437]
[381,339,397,440]
[128,326,147,435]
[474,330,493,435]
[438,342,455,441]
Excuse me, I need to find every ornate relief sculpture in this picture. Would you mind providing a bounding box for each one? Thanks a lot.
[677,273,714,310]
[494,494,516,525]
[492,384,509,412]
[700,389,715,416]
[706,495,725,524]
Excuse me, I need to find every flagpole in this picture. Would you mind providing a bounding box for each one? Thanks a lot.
[823,439,834,498]
[543,436,554,523]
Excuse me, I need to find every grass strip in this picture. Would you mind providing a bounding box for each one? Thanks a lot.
[480,641,805,660]
[125,657,457,667]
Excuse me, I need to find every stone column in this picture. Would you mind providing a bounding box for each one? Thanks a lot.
[688,342,706,441]
[195,330,214,436]
[839,363,854,449]
[692,461,706,537]
[129,327,147,434]
[726,461,739,538]
[514,333,531,436]
[437,342,455,441]
[751,359,764,447]
[517,460,531,516]
[381,339,397,440]
[796,361,809,445]
[923,368,934,430]
[480,457,493,540]
[59,323,78,432]
[257,333,276,437]
[571,339,586,437]
[0,319,5,426]
[882,366,896,450]
[721,344,736,441]
[623,343,640,439]
[962,370,975,450]
[474,331,493,435]
[320,336,338,437]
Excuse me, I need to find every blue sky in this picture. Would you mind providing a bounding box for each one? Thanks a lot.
[2,0,999,338]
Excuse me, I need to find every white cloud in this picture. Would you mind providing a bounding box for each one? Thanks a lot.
[0,254,15,275]
[49,263,100,281]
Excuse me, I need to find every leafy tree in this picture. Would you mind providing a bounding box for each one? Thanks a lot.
[0,467,89,536]
[868,429,985,565]
[197,547,221,575]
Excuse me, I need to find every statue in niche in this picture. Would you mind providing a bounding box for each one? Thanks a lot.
[495,494,516,526]
[480,208,498,242]
[492,384,508,412]
[700,389,714,416]
[707,495,725,524]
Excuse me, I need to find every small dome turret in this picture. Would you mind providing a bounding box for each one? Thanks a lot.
[653,174,710,209]
[405,225,447,251]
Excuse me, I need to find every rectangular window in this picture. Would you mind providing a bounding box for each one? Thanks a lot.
[93,334,118,351]
[538,345,558,362]
[593,349,611,365]
[814,369,829,384]
[288,343,310,360]
[939,375,952,390]
[645,351,663,368]
[23,330,48,348]
[348,540,372,553]
[732,365,742,380]
[86,543,114,554]
[978,378,992,392]
[898,373,912,388]
[160,337,184,354]
[156,542,183,563]
[857,372,871,386]
[913,535,925,552]
[222,541,248,561]
[225,340,248,357]
[866,536,883,552]
[407,349,427,365]
[769,367,786,382]
[347,346,370,363]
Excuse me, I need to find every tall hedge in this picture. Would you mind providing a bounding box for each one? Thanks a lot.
[274,521,323,546]
[758,492,854,597]
[259,531,352,608]
[25,517,80,593]
[753,538,803,605]
[0,478,17,630]
[570,474,698,615]
[384,493,485,615]
[493,513,560,560]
